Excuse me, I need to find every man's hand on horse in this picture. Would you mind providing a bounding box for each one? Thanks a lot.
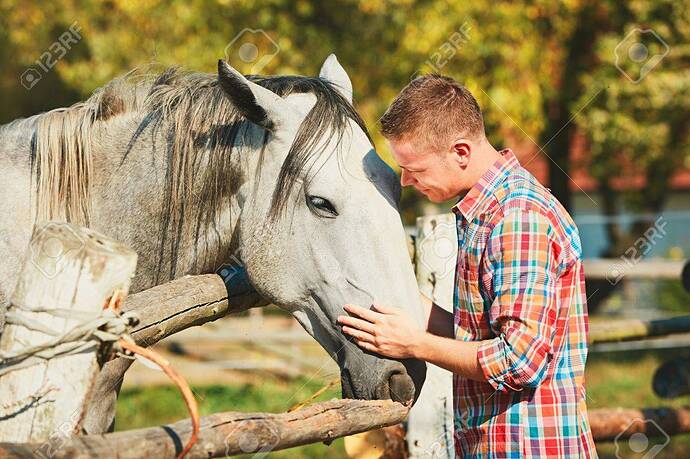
[338,303,424,359]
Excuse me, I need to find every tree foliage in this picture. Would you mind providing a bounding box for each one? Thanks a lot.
[1,0,688,242]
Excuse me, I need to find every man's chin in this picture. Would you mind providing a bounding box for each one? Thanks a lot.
[421,189,455,203]
[421,190,442,203]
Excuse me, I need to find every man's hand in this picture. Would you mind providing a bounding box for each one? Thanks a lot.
[337,303,425,359]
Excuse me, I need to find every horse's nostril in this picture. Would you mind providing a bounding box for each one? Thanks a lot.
[388,371,415,404]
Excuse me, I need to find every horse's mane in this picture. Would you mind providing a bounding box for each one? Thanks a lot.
[30,65,371,277]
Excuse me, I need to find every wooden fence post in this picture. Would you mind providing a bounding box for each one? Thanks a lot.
[407,213,456,459]
[0,222,137,444]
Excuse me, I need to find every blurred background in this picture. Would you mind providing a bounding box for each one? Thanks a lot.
[1,1,689,457]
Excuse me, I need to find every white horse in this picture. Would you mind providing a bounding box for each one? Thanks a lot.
[0,55,427,433]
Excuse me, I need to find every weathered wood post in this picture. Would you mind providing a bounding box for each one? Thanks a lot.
[406,213,456,458]
[0,222,137,445]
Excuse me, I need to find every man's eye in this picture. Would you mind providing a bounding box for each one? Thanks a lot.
[307,195,338,217]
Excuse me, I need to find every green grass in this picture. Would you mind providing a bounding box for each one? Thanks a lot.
[116,350,690,458]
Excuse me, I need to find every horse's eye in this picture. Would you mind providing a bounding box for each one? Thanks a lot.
[307,195,338,218]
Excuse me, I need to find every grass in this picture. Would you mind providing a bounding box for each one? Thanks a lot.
[116,349,690,458]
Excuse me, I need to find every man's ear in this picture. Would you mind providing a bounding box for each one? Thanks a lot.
[450,139,472,168]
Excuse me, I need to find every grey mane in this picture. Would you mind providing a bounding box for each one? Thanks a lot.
[27,65,372,278]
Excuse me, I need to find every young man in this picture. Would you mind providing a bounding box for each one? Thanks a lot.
[338,75,597,458]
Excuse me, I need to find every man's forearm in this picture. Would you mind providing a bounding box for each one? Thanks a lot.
[411,332,485,382]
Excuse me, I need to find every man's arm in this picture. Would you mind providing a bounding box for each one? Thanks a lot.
[415,295,484,380]
[473,209,561,392]
[413,332,484,381]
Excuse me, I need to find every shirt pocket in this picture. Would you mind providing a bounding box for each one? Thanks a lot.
[457,262,493,339]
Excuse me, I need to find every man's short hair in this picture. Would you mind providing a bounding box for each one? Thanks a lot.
[380,74,485,148]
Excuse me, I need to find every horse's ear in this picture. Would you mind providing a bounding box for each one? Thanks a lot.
[319,54,353,104]
[217,60,290,130]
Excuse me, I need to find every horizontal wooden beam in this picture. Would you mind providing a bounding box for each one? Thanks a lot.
[7,403,690,457]
[589,315,690,344]
[583,258,688,285]
[589,406,690,441]
[0,399,409,459]
[83,273,269,434]
[123,274,267,348]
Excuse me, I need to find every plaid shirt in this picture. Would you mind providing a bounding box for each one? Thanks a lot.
[451,149,596,458]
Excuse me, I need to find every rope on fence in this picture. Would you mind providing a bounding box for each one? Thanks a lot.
[117,337,200,459]
[0,301,201,459]
[0,303,139,376]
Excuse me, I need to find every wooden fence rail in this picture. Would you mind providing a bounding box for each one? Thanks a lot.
[0,399,409,459]
[589,315,690,344]
[583,258,689,284]
[1,402,688,458]
[589,406,690,441]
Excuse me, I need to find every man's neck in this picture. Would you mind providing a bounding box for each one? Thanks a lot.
[468,141,501,187]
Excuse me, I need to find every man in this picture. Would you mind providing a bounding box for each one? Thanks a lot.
[338,74,597,458]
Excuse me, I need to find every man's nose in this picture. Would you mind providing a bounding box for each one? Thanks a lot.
[400,169,415,187]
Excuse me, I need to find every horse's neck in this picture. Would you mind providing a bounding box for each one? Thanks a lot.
[84,112,257,289]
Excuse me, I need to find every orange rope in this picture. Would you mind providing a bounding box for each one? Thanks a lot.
[117,338,200,459]
[287,377,340,412]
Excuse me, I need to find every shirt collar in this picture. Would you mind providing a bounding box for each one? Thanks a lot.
[451,148,519,221]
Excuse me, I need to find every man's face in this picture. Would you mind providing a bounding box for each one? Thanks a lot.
[389,139,465,203]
